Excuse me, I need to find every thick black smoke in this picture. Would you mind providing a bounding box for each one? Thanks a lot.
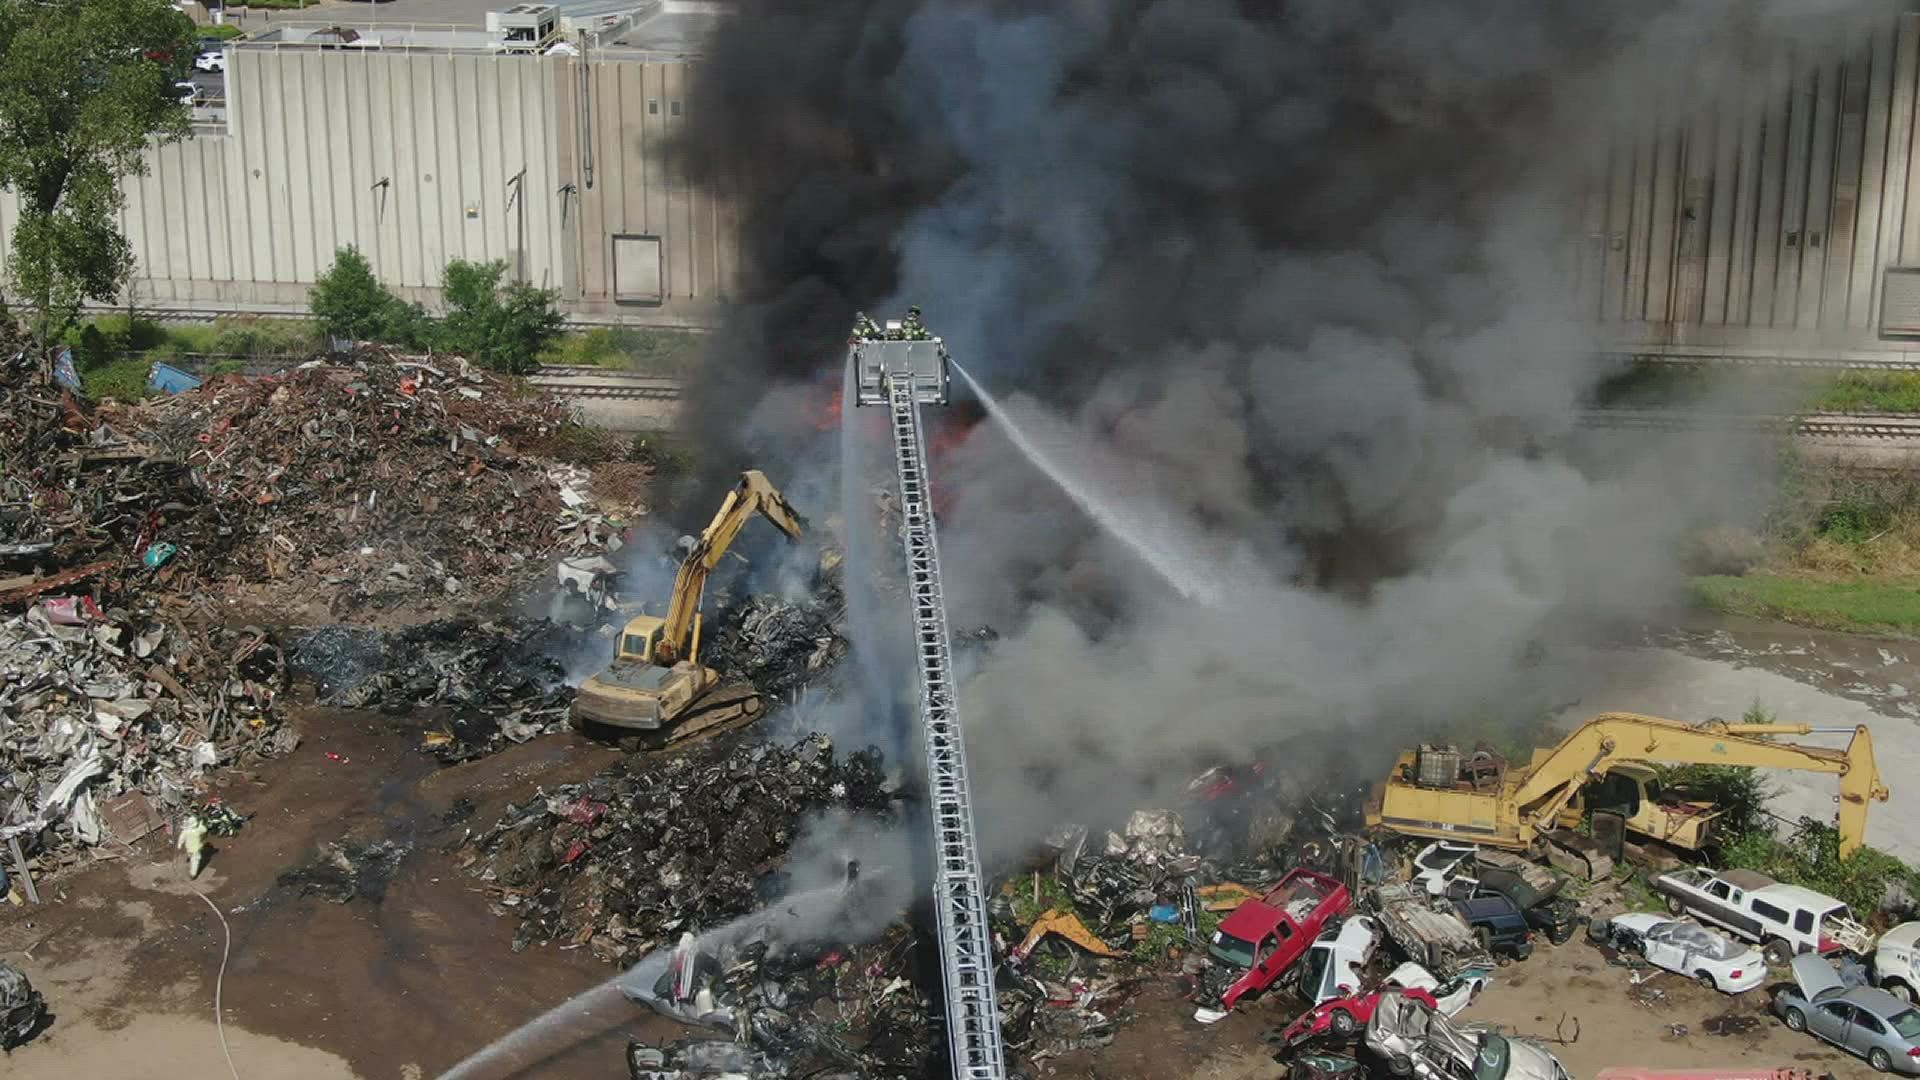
[676,1,1894,847]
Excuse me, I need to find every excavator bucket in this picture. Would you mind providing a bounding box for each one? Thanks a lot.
[1194,883,1259,913]
[1013,909,1126,962]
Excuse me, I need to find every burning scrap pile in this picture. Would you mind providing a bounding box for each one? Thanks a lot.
[286,616,595,762]
[0,602,291,863]
[625,924,942,1079]
[88,352,628,616]
[464,733,895,963]
[696,576,849,700]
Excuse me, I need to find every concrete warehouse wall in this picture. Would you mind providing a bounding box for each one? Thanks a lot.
[0,47,736,325]
[1581,12,1920,354]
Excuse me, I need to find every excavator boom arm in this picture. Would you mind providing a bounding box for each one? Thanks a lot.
[1506,712,1888,856]
[657,471,806,664]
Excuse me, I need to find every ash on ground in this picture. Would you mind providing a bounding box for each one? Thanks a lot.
[286,616,594,762]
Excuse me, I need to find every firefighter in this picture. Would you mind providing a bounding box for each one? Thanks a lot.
[902,305,927,339]
[853,311,880,340]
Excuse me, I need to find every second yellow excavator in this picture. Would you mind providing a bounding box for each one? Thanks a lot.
[1366,712,1890,871]
[570,470,805,744]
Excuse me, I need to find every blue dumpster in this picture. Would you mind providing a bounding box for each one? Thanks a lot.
[147,362,204,395]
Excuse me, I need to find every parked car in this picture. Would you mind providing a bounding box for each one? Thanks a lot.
[1451,893,1534,962]
[1411,841,1479,898]
[1383,960,1488,1018]
[174,81,198,106]
[1877,923,1920,1003]
[1365,990,1570,1080]
[1283,984,1440,1046]
[1195,867,1352,1023]
[1652,868,1876,962]
[1589,913,1766,993]
[1296,916,1382,1006]
[1774,953,1920,1074]
[194,46,225,73]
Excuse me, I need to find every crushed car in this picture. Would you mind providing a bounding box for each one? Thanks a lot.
[1365,990,1570,1080]
[1588,914,1766,994]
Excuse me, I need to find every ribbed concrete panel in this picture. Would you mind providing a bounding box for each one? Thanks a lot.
[0,48,726,323]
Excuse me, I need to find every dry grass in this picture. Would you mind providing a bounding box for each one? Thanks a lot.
[1787,508,1920,576]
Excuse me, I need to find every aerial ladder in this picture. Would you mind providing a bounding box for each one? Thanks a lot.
[851,314,1007,1080]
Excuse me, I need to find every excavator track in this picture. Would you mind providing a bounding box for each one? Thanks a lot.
[594,684,766,752]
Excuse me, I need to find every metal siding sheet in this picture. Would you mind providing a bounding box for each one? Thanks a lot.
[1705,107,1739,324]
[1774,62,1816,327]
[405,56,438,286]
[1602,144,1633,323]
[1674,116,1712,326]
[1822,55,1868,330]
[431,56,458,283]
[1727,103,1764,324]
[368,54,401,283]
[454,56,483,264]
[321,54,353,274]
[574,58,608,299]
[1798,61,1840,329]
[1626,137,1655,322]
[624,62,649,235]
[1879,18,1920,319]
[1856,26,1897,329]
[667,62,691,300]
[1646,128,1682,322]
[241,54,276,284]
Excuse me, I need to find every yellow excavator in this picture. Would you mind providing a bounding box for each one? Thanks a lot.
[1366,712,1889,872]
[570,470,805,744]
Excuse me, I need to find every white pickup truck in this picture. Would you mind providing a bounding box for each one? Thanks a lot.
[1649,867,1875,962]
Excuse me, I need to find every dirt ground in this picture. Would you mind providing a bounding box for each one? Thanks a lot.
[0,708,675,1080]
[1,616,1911,1079]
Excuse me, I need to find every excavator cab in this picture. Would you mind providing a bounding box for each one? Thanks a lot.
[616,615,670,665]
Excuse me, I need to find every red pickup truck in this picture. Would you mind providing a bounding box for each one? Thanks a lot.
[1195,867,1352,1022]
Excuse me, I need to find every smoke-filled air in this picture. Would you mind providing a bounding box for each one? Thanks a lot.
[675,0,1891,857]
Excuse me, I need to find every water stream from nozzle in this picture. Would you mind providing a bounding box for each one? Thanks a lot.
[950,360,1229,607]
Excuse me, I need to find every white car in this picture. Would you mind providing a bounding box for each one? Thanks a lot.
[1411,841,1479,898]
[1297,915,1381,1005]
[1596,913,1767,994]
[1384,960,1489,1017]
[194,49,225,73]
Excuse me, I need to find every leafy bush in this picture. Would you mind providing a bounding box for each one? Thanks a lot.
[208,315,318,358]
[436,259,565,374]
[1722,818,1920,916]
[310,246,428,347]
[80,356,151,401]
[1655,763,1775,842]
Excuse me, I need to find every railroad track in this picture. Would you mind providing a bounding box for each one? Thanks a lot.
[1577,410,1920,440]
[531,370,1920,442]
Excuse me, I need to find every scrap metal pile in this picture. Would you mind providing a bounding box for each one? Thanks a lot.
[0,600,290,863]
[625,924,943,1079]
[93,353,625,617]
[463,733,895,963]
[286,616,596,762]
[0,343,633,874]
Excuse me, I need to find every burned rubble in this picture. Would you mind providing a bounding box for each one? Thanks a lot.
[463,733,895,963]
[287,616,596,762]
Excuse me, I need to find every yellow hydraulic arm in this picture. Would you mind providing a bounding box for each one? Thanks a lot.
[1508,712,1889,857]
[654,470,806,666]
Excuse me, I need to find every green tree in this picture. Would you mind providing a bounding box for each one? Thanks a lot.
[0,0,196,347]
[436,259,564,374]
[310,246,427,346]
